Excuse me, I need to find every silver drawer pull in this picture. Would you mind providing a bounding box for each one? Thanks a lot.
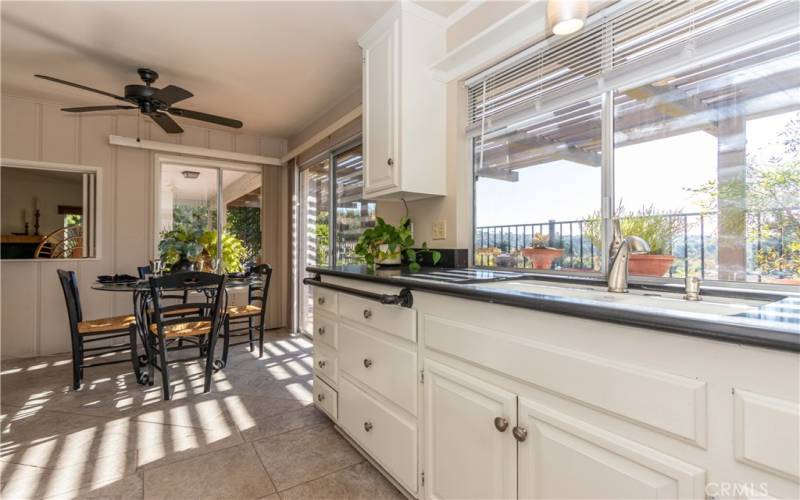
[494,417,509,432]
[363,358,373,368]
[317,327,325,335]
[512,426,528,442]
[317,360,327,369]
[317,393,325,402]
[363,421,373,432]
[363,309,372,319]
[318,296,326,305]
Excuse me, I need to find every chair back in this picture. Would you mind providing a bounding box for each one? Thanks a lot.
[248,264,272,322]
[148,272,226,337]
[57,269,83,339]
[137,265,151,279]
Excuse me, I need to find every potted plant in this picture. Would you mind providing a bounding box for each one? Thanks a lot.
[521,233,564,270]
[355,217,441,272]
[158,226,205,272]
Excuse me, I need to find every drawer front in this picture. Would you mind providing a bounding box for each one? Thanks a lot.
[313,287,338,315]
[314,340,338,386]
[339,293,416,342]
[339,324,417,415]
[313,376,338,421]
[339,376,417,493]
[313,312,338,350]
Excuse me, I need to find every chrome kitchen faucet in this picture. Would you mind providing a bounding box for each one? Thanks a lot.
[608,219,650,293]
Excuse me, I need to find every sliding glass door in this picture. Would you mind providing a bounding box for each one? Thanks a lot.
[298,158,331,334]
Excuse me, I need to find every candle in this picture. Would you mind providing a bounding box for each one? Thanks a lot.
[22,209,26,224]
[33,197,38,211]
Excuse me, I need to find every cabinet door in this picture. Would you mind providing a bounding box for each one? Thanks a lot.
[517,397,706,499]
[424,359,517,500]
[363,19,399,194]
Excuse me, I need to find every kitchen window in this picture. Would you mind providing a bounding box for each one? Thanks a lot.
[296,141,375,334]
[471,0,799,287]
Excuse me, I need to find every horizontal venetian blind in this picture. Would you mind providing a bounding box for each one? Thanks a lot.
[466,0,787,130]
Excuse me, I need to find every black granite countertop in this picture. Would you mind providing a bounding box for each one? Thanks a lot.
[307,265,800,352]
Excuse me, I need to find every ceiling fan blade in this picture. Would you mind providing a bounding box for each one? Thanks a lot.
[148,112,184,134]
[151,85,193,106]
[62,105,136,113]
[35,74,128,102]
[168,107,243,129]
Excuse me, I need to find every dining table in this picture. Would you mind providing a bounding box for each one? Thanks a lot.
[91,275,263,384]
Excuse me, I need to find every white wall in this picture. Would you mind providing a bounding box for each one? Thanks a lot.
[0,93,288,359]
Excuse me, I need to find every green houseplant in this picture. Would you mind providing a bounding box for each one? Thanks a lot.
[354,217,441,272]
[159,225,248,273]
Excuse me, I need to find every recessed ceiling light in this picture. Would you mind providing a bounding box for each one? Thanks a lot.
[182,170,200,179]
[547,0,589,36]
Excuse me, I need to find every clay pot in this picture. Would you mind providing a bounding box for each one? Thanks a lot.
[628,254,674,277]
[521,247,564,270]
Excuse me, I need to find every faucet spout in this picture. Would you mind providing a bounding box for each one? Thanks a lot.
[608,235,650,293]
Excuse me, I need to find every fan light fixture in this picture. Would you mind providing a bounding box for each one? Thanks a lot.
[182,170,200,179]
[547,0,589,36]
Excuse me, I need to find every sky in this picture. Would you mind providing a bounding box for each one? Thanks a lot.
[475,111,796,228]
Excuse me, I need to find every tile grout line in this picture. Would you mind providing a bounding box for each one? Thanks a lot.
[275,458,368,496]
[250,440,279,497]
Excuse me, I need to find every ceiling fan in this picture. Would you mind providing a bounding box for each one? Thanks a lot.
[34,68,243,134]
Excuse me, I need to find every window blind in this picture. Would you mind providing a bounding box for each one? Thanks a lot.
[466,0,795,137]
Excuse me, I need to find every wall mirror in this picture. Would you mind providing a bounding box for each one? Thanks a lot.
[1,161,98,260]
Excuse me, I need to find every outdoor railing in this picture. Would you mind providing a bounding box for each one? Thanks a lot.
[475,209,797,280]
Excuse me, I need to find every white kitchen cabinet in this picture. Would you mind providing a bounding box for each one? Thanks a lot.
[423,359,518,500]
[359,2,446,200]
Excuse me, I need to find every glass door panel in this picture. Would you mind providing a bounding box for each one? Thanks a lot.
[298,158,330,334]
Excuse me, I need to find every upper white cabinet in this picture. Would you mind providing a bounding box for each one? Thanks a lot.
[359,3,446,200]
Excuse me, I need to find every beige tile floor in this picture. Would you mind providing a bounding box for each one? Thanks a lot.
[1,331,404,500]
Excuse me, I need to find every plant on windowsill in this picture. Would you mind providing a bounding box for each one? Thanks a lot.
[159,225,248,273]
[354,216,441,272]
[521,233,564,270]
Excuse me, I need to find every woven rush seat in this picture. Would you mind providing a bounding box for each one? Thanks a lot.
[227,304,261,318]
[149,321,212,338]
[77,314,136,335]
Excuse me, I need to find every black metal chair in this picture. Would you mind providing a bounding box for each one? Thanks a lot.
[223,264,272,362]
[146,272,227,400]
[57,269,138,390]
[139,264,190,314]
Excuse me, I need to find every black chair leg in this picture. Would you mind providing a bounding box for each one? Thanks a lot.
[129,325,143,384]
[222,316,231,367]
[157,335,171,400]
[71,341,82,390]
[247,317,254,352]
[203,332,218,393]
[145,333,155,386]
[258,320,264,358]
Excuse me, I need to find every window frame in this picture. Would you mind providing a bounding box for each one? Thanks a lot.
[152,154,263,265]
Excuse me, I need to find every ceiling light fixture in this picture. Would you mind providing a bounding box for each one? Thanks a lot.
[182,170,200,179]
[547,0,589,36]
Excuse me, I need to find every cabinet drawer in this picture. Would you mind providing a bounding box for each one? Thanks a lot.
[313,287,338,315]
[314,376,338,421]
[339,293,416,342]
[340,324,417,415]
[314,340,338,386]
[339,376,417,493]
[313,312,338,350]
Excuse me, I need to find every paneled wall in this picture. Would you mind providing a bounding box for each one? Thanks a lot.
[0,94,288,359]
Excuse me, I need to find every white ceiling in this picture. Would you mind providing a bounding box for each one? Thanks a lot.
[1,1,463,138]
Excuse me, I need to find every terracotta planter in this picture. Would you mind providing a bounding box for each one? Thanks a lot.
[628,254,674,277]
[521,247,564,270]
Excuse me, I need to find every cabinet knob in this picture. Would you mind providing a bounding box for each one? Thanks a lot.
[363,309,372,319]
[363,358,373,368]
[493,417,509,432]
[317,360,327,369]
[317,327,325,335]
[317,393,325,402]
[512,426,528,442]
[317,296,325,305]
[387,158,394,166]
[364,421,373,432]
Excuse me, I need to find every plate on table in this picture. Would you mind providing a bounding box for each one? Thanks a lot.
[97,274,139,284]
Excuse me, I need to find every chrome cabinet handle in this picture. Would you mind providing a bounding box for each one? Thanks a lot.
[317,360,327,369]
[363,309,372,319]
[317,296,325,305]
[364,421,373,432]
[363,358,373,368]
[494,417,509,432]
[317,327,325,335]
[387,158,394,166]
[512,426,528,442]
[317,393,325,402]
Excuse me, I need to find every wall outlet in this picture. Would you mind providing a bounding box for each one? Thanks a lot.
[432,220,447,240]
